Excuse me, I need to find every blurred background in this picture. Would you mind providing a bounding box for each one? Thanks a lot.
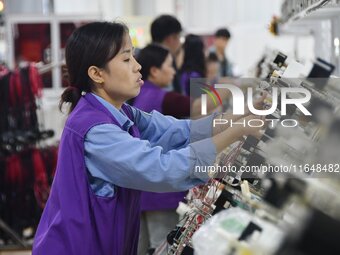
[1,1,340,254]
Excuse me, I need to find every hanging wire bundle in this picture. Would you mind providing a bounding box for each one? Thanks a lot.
[166,140,245,255]
[0,63,57,247]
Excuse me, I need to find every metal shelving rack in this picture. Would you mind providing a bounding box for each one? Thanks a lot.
[5,14,101,89]
[279,0,340,75]
[1,12,101,250]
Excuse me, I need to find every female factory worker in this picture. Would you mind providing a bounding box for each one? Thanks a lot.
[180,34,206,96]
[134,44,191,117]
[32,21,261,255]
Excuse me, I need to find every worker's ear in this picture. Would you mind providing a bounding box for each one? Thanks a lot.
[88,66,105,86]
[149,66,160,79]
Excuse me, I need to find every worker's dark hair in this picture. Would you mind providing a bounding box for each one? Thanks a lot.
[215,28,231,39]
[206,52,219,63]
[151,15,182,43]
[60,21,128,113]
[181,34,206,76]
[137,44,170,80]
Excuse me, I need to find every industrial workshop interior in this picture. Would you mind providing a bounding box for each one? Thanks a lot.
[1,0,340,254]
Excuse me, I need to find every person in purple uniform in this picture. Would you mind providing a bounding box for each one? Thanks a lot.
[133,44,194,255]
[32,21,263,255]
[134,44,192,118]
[179,34,206,97]
[151,15,183,94]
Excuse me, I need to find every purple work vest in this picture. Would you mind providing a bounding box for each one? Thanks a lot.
[133,80,186,211]
[33,93,141,255]
[180,71,202,96]
[133,80,166,113]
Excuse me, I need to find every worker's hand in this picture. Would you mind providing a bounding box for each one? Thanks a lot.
[212,114,265,154]
[244,91,267,116]
[232,114,266,140]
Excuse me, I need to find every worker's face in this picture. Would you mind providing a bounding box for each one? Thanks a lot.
[165,33,181,55]
[206,61,220,81]
[215,37,229,52]
[100,34,143,105]
[151,54,175,87]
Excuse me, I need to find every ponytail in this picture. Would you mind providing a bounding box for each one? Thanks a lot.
[59,86,81,113]
[59,65,82,113]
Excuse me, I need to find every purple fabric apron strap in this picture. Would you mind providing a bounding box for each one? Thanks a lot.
[140,192,186,211]
[33,93,141,255]
[180,71,202,96]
